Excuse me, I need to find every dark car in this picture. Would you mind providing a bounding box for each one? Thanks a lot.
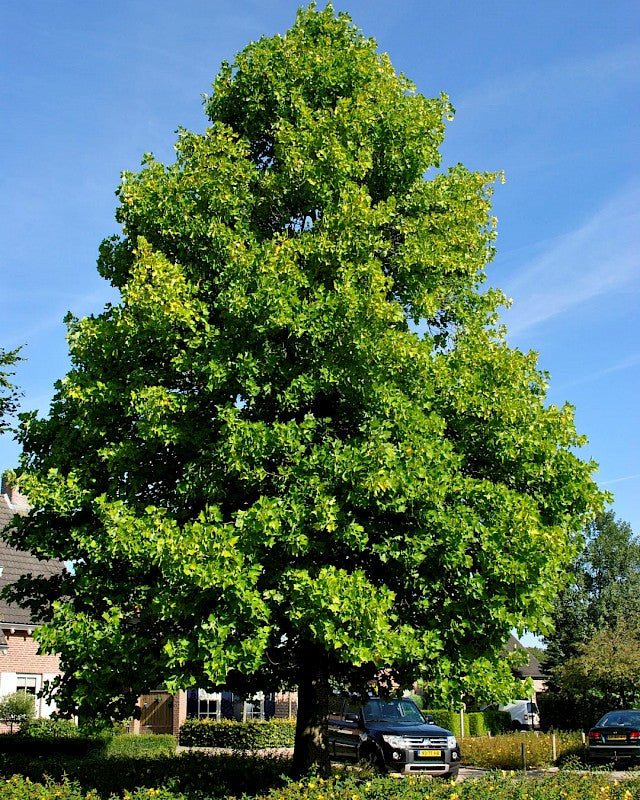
[327,694,461,777]
[587,710,640,765]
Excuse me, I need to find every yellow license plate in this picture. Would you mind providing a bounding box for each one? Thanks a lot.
[608,736,627,741]
[418,749,442,757]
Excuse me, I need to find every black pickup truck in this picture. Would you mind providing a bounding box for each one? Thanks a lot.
[327,694,461,778]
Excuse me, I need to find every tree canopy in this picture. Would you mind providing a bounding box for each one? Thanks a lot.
[539,511,640,729]
[544,510,640,668]
[0,346,22,435]
[4,4,604,773]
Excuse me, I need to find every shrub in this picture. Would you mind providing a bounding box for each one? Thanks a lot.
[0,691,35,732]
[422,708,510,738]
[0,750,291,799]
[424,708,462,736]
[252,772,640,800]
[179,718,295,749]
[0,775,184,800]
[19,717,79,738]
[0,733,101,757]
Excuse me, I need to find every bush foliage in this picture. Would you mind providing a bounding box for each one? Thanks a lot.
[422,709,511,738]
[179,718,295,749]
[0,692,35,732]
[19,718,80,738]
[1,771,639,800]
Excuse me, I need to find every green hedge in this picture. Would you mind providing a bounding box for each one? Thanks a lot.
[0,750,290,798]
[179,718,295,749]
[408,696,510,738]
[422,709,510,738]
[0,732,175,759]
[0,734,100,757]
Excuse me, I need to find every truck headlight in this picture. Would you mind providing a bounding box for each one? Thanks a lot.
[447,736,457,749]
[382,735,406,748]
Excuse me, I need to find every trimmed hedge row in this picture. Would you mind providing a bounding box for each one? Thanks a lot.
[0,732,176,759]
[0,750,290,798]
[420,710,511,738]
[408,695,511,737]
[179,718,295,749]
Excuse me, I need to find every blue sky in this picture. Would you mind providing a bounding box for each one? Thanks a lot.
[1,0,639,561]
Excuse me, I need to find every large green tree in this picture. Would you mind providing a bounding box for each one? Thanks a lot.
[4,5,603,773]
[544,510,640,669]
[539,511,640,729]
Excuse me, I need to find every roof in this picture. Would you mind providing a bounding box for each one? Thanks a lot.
[506,634,547,679]
[0,493,65,628]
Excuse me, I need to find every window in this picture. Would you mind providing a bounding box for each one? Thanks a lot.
[241,692,265,721]
[16,675,38,695]
[197,690,221,720]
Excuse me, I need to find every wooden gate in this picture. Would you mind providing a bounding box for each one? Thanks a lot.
[139,691,173,734]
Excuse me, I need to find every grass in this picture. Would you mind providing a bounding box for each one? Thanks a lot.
[459,730,585,769]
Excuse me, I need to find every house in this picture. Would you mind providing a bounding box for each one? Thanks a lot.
[506,634,548,696]
[132,688,298,736]
[0,475,64,721]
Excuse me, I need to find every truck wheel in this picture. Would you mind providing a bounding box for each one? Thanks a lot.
[361,748,386,773]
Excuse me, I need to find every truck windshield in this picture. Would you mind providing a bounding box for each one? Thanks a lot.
[363,699,424,724]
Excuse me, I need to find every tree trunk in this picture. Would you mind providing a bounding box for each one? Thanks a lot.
[291,641,331,778]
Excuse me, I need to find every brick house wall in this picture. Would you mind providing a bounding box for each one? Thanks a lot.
[1,476,65,726]
[0,629,61,726]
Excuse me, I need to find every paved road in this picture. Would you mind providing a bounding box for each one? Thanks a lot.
[457,766,639,783]
[179,749,639,782]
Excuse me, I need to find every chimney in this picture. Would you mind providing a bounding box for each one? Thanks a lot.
[1,472,30,511]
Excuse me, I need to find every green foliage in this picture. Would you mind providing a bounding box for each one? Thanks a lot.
[543,617,640,730]
[251,771,639,800]
[0,346,22,434]
[0,750,290,799]
[424,708,461,736]
[0,734,100,757]
[0,730,173,760]
[4,3,604,770]
[0,691,35,732]
[421,708,508,738]
[179,718,295,749]
[542,510,640,728]
[0,775,182,800]
[546,510,640,667]
[3,771,637,800]
[19,717,80,738]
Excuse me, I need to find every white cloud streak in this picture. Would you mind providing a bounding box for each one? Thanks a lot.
[600,473,640,487]
[500,182,640,336]
[454,40,640,117]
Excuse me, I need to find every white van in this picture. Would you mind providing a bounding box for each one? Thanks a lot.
[499,700,541,731]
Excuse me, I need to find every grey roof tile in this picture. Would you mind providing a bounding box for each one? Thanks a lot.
[0,495,65,627]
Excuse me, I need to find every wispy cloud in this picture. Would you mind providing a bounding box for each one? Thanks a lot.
[500,182,640,337]
[554,352,640,391]
[454,40,640,116]
[600,473,640,487]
